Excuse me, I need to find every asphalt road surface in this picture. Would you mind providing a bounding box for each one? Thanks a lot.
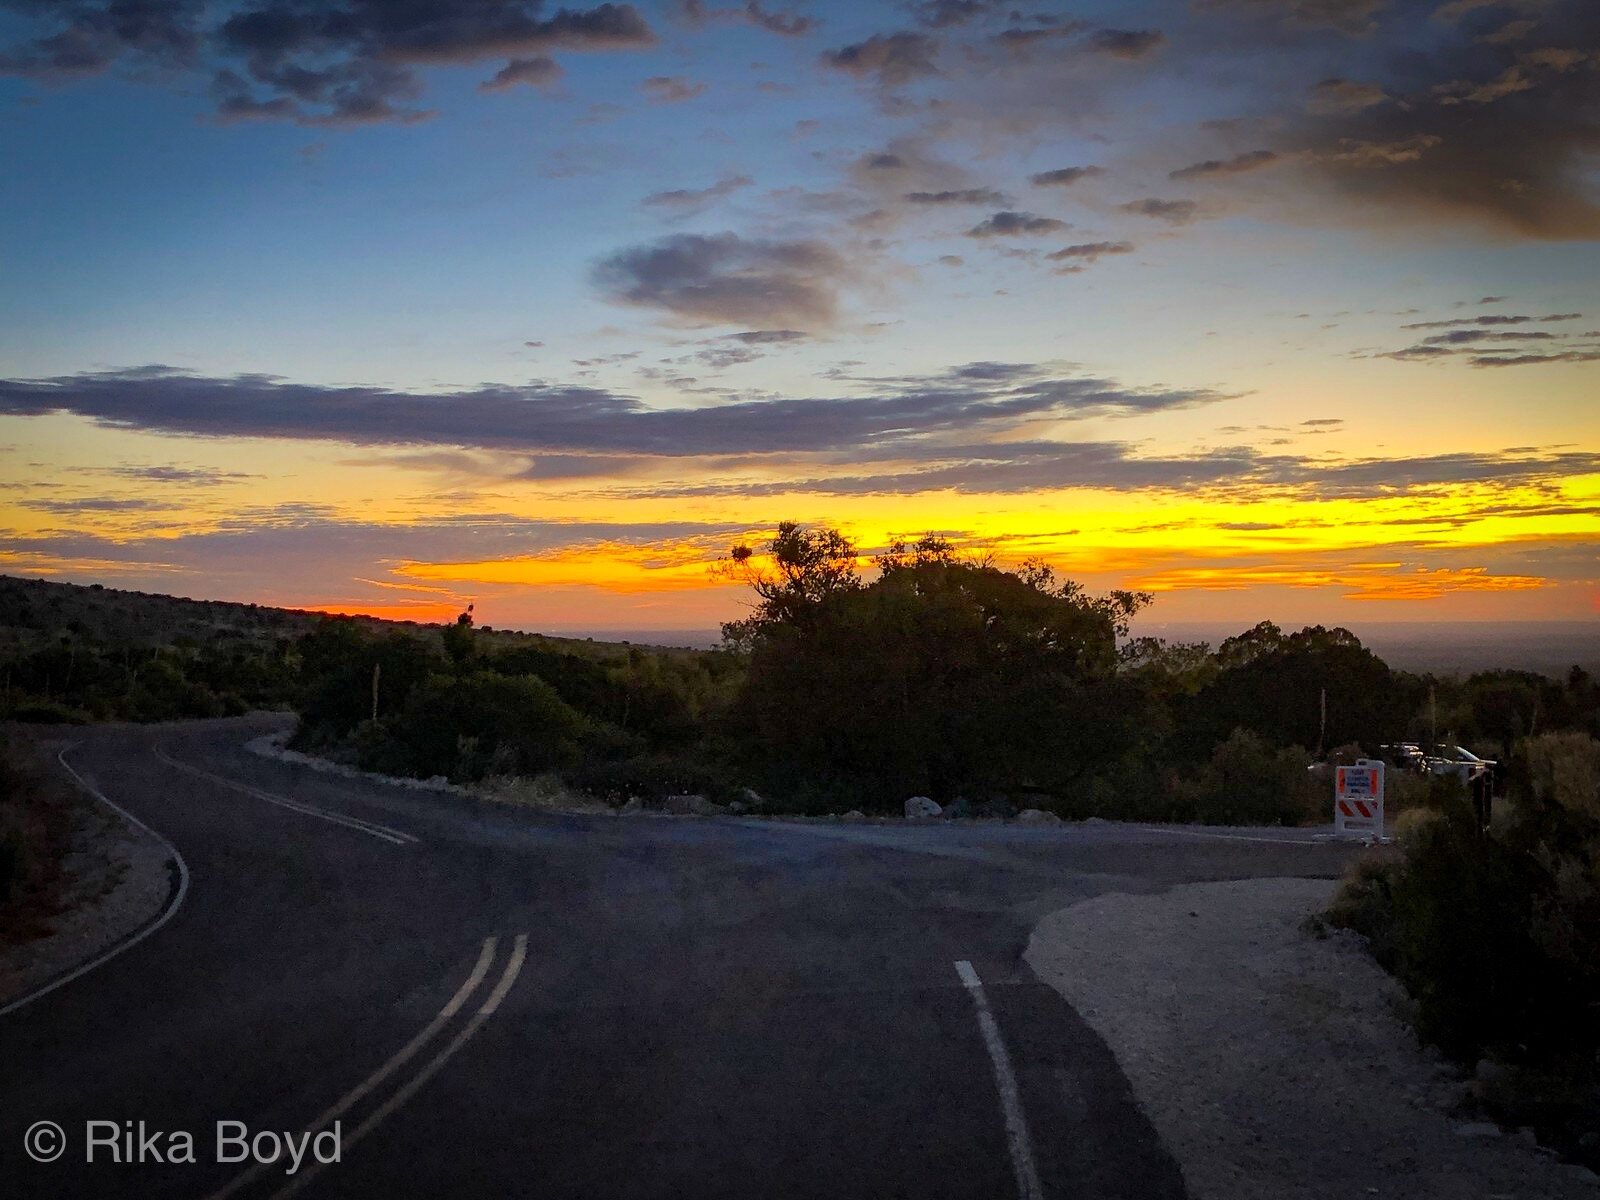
[2,717,1359,1199]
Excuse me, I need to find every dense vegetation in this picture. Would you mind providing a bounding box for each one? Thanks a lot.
[1326,732,1600,1161]
[2,551,1597,820]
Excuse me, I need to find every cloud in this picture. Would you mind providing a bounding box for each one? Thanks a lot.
[21,497,168,514]
[904,188,1010,205]
[1119,198,1199,224]
[1400,312,1582,330]
[1198,0,1384,36]
[819,31,939,85]
[1282,2,1600,238]
[0,0,200,79]
[1168,149,1280,181]
[1045,241,1135,272]
[101,465,259,485]
[1307,77,1387,114]
[727,329,809,344]
[966,210,1068,237]
[1468,351,1600,368]
[1030,165,1103,187]
[640,174,752,210]
[674,1,819,37]
[641,74,705,103]
[1085,28,1165,59]
[479,56,563,92]
[0,362,1231,461]
[909,0,1000,29]
[632,443,1600,501]
[0,0,658,124]
[593,233,850,329]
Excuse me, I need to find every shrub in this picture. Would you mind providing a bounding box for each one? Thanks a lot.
[1329,733,1600,1069]
[1174,728,1322,825]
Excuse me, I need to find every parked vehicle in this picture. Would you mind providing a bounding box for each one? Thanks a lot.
[1425,744,1495,783]
[1378,742,1426,773]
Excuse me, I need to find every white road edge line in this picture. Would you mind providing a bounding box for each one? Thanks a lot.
[154,746,419,846]
[269,933,529,1200]
[0,745,192,1020]
[954,960,1044,1200]
[204,936,500,1200]
[1129,824,1320,846]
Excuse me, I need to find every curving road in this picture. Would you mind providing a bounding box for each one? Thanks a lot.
[2,717,1358,1199]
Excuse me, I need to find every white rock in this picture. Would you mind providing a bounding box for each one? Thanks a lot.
[842,809,866,821]
[1016,808,1062,824]
[904,796,942,819]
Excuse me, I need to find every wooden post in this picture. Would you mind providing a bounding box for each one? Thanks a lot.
[371,661,381,723]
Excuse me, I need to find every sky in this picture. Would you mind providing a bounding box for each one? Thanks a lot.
[0,0,1596,635]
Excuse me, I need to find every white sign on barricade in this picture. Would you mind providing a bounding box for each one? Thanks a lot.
[1334,759,1385,840]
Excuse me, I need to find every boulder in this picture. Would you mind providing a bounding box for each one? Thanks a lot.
[727,799,748,815]
[687,795,729,817]
[842,809,866,821]
[619,796,644,814]
[739,787,765,810]
[904,796,942,819]
[1016,808,1062,824]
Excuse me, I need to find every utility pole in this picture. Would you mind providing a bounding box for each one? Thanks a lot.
[1429,685,1437,749]
[371,661,381,723]
[1317,686,1326,758]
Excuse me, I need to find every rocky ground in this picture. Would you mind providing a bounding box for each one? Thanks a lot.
[1025,877,1600,1200]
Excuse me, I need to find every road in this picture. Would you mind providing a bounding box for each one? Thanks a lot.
[2,717,1359,1199]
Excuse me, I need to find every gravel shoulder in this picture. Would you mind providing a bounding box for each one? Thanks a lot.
[0,759,176,1009]
[1025,877,1598,1200]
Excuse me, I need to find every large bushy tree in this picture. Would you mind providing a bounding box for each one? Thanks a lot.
[724,527,1150,810]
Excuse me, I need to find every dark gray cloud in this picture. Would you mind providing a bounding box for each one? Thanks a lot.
[1085,28,1165,59]
[820,31,939,85]
[593,232,850,328]
[908,0,999,29]
[21,496,168,514]
[1045,241,1135,272]
[727,329,809,344]
[1420,330,1559,346]
[1307,77,1387,114]
[101,464,259,485]
[904,187,1009,205]
[0,362,1230,460]
[629,443,1600,500]
[0,0,201,78]
[966,210,1067,237]
[673,0,818,37]
[1168,149,1280,181]
[1030,165,1103,187]
[479,55,563,92]
[640,173,752,210]
[1281,1,1600,238]
[641,74,704,103]
[1198,0,1384,37]
[1468,351,1600,368]
[1120,197,1199,224]
[1,0,658,124]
